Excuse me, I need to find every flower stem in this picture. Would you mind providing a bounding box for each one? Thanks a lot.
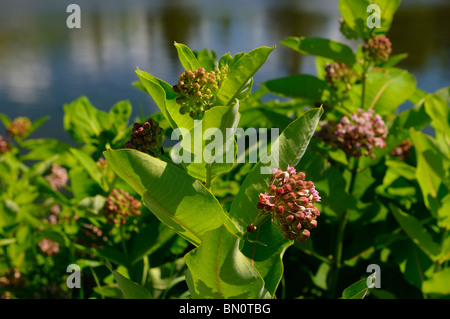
[328,157,359,298]
[119,225,128,265]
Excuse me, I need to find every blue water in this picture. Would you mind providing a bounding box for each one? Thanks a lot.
[0,0,448,144]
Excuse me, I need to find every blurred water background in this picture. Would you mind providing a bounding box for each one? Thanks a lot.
[0,0,448,143]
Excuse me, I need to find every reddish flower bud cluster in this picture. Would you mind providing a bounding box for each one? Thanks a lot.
[173,66,228,119]
[102,189,142,225]
[0,135,11,154]
[45,164,69,191]
[325,62,357,92]
[363,36,392,63]
[125,119,164,157]
[318,109,388,158]
[7,117,31,139]
[38,238,60,256]
[253,166,321,242]
[391,140,413,160]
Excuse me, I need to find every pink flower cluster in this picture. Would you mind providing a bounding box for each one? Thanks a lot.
[102,189,142,226]
[45,164,69,191]
[253,166,321,242]
[318,109,388,158]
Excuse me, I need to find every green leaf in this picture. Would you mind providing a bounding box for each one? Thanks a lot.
[424,93,450,152]
[338,0,372,39]
[21,138,72,161]
[0,238,16,247]
[109,100,132,142]
[70,148,109,192]
[135,68,194,132]
[364,68,417,115]
[410,129,450,216]
[184,225,267,299]
[261,74,328,102]
[215,46,275,106]
[390,204,441,261]
[372,0,402,36]
[174,42,202,71]
[105,260,152,299]
[341,276,372,299]
[174,102,240,181]
[63,96,104,143]
[422,268,450,295]
[104,149,239,246]
[281,37,356,66]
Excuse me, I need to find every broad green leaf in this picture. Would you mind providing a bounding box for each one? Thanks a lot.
[70,148,109,192]
[174,102,240,181]
[422,268,450,295]
[372,0,402,36]
[261,74,328,102]
[184,225,267,299]
[281,37,356,66]
[174,42,202,71]
[105,260,152,299]
[194,48,217,71]
[215,46,274,106]
[364,68,417,115]
[63,96,104,143]
[410,128,450,215]
[338,0,372,39]
[424,93,450,152]
[104,149,239,246]
[390,204,441,261]
[240,221,292,297]
[135,68,194,132]
[341,276,373,299]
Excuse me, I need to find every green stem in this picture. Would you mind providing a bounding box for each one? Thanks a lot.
[90,266,105,299]
[361,62,369,109]
[328,157,359,298]
[119,226,128,265]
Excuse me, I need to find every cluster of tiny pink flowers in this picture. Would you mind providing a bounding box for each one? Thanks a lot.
[251,166,321,242]
[318,109,388,158]
[0,135,11,154]
[363,36,392,63]
[38,238,60,256]
[125,120,164,157]
[173,66,228,119]
[102,189,142,226]
[7,117,31,140]
[45,164,69,191]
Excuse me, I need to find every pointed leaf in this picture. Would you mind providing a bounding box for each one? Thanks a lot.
[104,149,239,246]
[216,46,275,106]
[184,225,267,299]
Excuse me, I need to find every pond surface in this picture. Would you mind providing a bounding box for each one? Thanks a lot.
[0,0,449,143]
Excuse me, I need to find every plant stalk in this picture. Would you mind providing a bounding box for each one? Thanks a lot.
[328,157,359,298]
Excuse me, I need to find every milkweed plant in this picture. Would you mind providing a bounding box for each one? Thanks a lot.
[0,0,449,300]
